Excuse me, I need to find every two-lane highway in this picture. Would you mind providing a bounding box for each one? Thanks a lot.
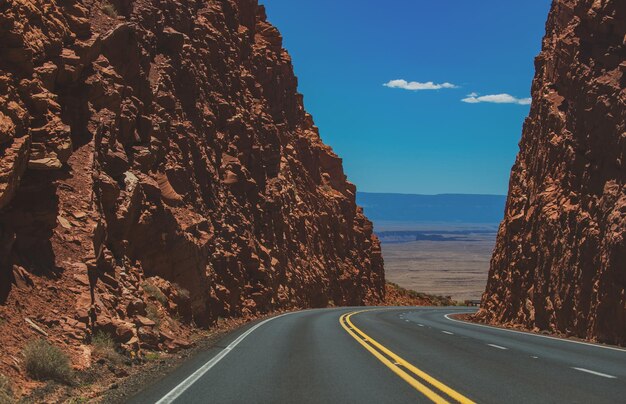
[130,307,626,403]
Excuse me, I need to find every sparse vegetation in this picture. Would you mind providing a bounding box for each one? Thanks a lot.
[142,281,168,305]
[145,303,162,328]
[144,352,160,361]
[170,312,181,323]
[173,283,190,299]
[23,339,72,383]
[0,373,13,403]
[66,398,89,404]
[385,282,453,306]
[101,1,117,18]
[92,331,122,363]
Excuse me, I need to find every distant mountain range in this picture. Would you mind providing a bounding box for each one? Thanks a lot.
[356,192,506,224]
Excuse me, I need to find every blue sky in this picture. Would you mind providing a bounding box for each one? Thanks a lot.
[261,1,552,195]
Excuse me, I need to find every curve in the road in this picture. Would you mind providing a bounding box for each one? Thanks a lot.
[129,306,626,404]
[340,310,475,404]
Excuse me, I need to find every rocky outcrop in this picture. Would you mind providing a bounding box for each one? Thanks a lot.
[0,0,384,381]
[477,0,625,344]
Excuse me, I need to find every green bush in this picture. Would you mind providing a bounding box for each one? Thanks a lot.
[0,374,13,403]
[101,1,117,17]
[92,331,122,363]
[144,352,160,361]
[23,340,72,383]
[142,281,168,305]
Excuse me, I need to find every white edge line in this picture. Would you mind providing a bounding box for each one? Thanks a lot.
[487,343,507,350]
[572,367,617,379]
[442,330,454,335]
[444,313,626,353]
[156,311,296,404]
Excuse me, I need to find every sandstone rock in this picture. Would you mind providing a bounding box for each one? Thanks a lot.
[163,340,181,353]
[172,339,193,349]
[24,318,48,337]
[137,327,159,349]
[28,157,62,170]
[0,112,15,144]
[155,172,183,205]
[71,211,87,220]
[73,269,90,286]
[34,63,59,91]
[479,0,625,345]
[134,315,155,327]
[158,329,175,341]
[12,265,33,289]
[126,299,146,316]
[100,272,119,289]
[0,135,30,209]
[96,317,134,343]
[160,28,185,53]
[0,0,384,376]
[57,215,72,229]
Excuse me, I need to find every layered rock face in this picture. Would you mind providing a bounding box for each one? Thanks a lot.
[0,0,384,369]
[478,0,625,344]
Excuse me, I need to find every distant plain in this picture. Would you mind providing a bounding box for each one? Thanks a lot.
[358,193,505,301]
[375,221,498,301]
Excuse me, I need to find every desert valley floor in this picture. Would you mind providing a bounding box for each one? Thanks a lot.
[376,222,497,301]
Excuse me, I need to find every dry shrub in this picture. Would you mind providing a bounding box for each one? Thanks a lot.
[142,281,168,305]
[92,331,123,363]
[23,340,72,383]
[0,374,13,403]
[101,1,117,17]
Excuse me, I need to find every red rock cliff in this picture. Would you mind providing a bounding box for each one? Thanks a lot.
[478,0,625,344]
[0,0,384,373]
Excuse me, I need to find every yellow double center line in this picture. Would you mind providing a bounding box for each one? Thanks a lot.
[339,310,475,404]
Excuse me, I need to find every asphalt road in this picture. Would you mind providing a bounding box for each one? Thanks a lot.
[130,307,626,403]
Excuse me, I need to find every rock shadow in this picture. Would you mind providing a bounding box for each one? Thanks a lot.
[0,168,66,303]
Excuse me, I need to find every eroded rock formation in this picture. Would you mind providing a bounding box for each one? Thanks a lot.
[478,0,625,344]
[0,0,384,378]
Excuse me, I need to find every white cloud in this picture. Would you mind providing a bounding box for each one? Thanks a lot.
[461,93,531,105]
[383,79,458,91]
